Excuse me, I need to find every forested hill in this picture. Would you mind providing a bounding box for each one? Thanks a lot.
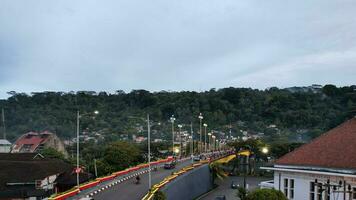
[0,85,355,142]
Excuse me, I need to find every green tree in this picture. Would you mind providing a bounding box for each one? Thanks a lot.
[153,191,166,200]
[246,189,287,200]
[40,147,66,160]
[103,141,141,172]
[237,186,248,200]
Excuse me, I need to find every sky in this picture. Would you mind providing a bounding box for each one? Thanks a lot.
[0,0,355,99]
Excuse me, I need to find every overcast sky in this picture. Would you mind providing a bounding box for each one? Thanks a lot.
[0,0,355,99]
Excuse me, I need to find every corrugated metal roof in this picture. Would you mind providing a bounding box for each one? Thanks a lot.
[0,139,11,145]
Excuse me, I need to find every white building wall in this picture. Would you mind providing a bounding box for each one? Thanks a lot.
[274,171,356,200]
[0,145,11,153]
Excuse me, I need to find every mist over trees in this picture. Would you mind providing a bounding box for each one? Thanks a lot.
[0,85,355,142]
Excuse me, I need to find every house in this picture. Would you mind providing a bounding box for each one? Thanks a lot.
[11,131,68,156]
[0,153,92,199]
[261,118,356,200]
[0,139,11,153]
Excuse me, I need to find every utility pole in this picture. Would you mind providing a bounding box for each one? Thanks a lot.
[1,108,6,139]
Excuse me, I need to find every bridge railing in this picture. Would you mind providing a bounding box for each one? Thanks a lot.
[48,157,174,200]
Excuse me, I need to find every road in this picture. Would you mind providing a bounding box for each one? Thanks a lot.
[199,176,272,200]
[93,159,194,200]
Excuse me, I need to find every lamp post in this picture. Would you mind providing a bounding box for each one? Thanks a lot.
[177,124,183,158]
[198,113,203,154]
[203,123,207,153]
[208,132,212,152]
[170,115,176,156]
[147,114,151,189]
[76,110,99,191]
[128,115,152,190]
[211,135,216,151]
[190,122,194,157]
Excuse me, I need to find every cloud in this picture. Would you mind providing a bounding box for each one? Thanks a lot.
[0,0,355,98]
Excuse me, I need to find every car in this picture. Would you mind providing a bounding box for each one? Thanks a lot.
[164,162,176,169]
[231,181,239,189]
[193,156,200,161]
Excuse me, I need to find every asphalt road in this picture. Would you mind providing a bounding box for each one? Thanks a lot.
[93,159,194,200]
[200,176,272,200]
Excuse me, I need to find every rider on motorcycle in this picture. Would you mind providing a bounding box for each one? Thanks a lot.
[135,175,141,184]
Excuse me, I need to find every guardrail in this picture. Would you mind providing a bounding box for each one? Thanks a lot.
[142,152,234,200]
[49,157,174,200]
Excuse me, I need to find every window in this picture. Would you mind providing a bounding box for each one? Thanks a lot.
[310,182,315,200]
[283,178,295,199]
[284,178,289,197]
[353,187,356,200]
[317,183,322,200]
[326,186,330,200]
[289,179,294,199]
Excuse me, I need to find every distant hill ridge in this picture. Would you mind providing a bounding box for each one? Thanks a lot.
[0,84,355,142]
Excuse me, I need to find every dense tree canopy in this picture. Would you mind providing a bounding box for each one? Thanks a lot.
[0,85,355,142]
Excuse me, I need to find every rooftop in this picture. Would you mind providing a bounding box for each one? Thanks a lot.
[0,139,11,145]
[275,117,356,170]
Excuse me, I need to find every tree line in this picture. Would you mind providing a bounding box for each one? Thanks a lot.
[0,84,355,142]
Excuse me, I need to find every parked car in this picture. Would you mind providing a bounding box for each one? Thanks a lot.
[193,156,200,161]
[231,181,238,189]
[164,162,176,169]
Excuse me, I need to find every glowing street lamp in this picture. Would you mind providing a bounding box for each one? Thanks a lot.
[174,147,180,154]
[262,147,269,154]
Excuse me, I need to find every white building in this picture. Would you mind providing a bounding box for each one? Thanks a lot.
[0,139,11,153]
[262,118,356,200]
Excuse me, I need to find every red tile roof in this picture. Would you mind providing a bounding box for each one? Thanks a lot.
[13,132,51,152]
[275,117,356,170]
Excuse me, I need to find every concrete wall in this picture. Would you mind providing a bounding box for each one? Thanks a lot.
[161,165,213,200]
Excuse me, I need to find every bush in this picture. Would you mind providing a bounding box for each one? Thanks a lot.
[153,191,166,200]
[236,186,248,200]
[246,188,287,200]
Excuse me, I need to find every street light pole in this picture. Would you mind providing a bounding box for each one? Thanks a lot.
[76,110,99,191]
[203,123,207,153]
[177,124,182,158]
[190,122,194,163]
[76,111,80,190]
[198,113,203,154]
[208,132,212,152]
[147,114,151,190]
[170,115,176,156]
